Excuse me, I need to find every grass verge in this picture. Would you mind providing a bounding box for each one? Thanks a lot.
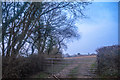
[30,72,49,78]
[68,65,80,78]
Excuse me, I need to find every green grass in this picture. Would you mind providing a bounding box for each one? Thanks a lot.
[89,62,97,76]
[38,72,49,78]
[31,72,49,78]
[68,65,80,78]
[91,63,96,68]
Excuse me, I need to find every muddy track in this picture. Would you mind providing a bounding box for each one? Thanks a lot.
[52,55,97,78]
[55,63,79,78]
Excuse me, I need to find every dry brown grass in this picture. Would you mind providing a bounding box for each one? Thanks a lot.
[64,55,96,59]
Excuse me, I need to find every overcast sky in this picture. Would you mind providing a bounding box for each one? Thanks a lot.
[63,2,118,55]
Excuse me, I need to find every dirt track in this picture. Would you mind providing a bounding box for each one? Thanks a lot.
[55,55,97,78]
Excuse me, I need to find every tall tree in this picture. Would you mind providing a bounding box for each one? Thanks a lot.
[2,2,90,57]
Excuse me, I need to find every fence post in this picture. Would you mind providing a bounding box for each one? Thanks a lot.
[52,58,53,75]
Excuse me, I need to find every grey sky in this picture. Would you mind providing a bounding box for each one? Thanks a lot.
[63,2,118,55]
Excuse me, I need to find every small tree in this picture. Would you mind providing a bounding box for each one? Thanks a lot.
[88,53,90,55]
[77,53,81,56]
[66,53,70,57]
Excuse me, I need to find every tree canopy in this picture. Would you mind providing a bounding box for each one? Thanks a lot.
[1,2,90,57]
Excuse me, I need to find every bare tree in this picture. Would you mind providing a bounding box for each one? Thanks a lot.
[2,2,90,57]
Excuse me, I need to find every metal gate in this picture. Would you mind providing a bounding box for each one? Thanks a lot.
[43,56,97,78]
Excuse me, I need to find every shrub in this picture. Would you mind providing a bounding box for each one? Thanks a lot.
[2,54,45,78]
[96,45,120,77]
